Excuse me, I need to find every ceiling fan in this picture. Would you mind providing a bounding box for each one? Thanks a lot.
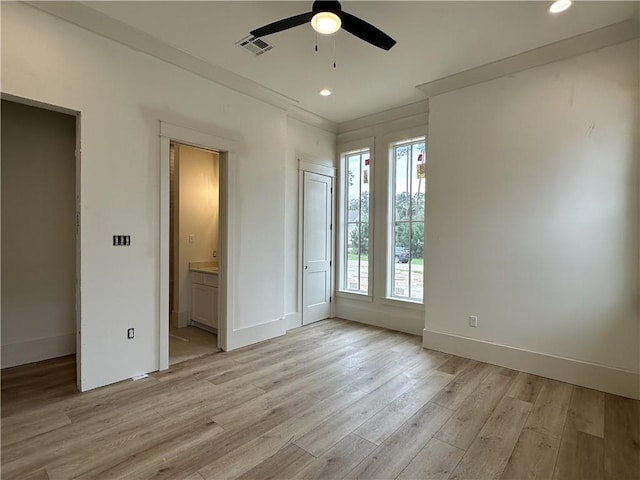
[250,1,396,51]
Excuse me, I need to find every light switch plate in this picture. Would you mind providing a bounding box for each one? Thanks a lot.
[113,235,131,246]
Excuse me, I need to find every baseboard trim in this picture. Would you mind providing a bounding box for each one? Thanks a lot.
[336,299,424,336]
[285,312,301,331]
[176,311,190,328]
[422,329,640,400]
[1,334,76,369]
[189,320,217,334]
[227,317,287,351]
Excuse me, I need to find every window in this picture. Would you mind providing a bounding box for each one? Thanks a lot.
[389,137,425,302]
[340,148,371,294]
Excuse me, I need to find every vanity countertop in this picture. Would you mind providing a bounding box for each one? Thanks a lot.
[191,266,218,274]
[189,262,218,275]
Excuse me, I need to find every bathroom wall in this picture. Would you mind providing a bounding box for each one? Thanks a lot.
[1,100,77,367]
[174,144,219,327]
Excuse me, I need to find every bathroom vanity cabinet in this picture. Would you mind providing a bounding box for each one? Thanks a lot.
[190,271,218,330]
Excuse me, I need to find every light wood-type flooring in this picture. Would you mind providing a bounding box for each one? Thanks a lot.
[2,319,638,479]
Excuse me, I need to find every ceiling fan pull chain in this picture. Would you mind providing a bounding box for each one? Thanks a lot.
[333,37,337,69]
[315,31,318,52]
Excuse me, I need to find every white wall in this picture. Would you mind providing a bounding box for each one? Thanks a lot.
[424,40,639,397]
[1,100,77,367]
[1,3,333,390]
[175,144,219,326]
[285,117,336,329]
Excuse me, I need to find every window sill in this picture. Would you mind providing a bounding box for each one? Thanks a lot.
[336,291,373,303]
[379,297,425,310]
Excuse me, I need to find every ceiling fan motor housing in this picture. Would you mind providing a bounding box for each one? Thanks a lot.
[313,1,342,15]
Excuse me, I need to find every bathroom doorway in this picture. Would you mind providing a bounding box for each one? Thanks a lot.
[169,142,221,365]
[159,122,236,370]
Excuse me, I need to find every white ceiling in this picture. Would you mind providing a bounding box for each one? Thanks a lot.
[82,1,636,124]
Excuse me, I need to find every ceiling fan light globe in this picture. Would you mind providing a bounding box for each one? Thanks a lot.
[311,12,341,34]
[549,0,572,14]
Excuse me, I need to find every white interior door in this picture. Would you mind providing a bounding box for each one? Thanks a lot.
[302,171,333,325]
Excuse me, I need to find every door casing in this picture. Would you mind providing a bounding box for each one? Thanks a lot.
[159,122,239,369]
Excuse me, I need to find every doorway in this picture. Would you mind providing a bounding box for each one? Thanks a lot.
[168,142,221,365]
[1,98,80,385]
[300,163,335,326]
[159,122,237,370]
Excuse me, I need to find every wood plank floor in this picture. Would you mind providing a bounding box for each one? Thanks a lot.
[2,319,638,480]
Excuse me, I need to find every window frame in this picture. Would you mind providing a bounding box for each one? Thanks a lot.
[386,135,426,304]
[336,138,374,299]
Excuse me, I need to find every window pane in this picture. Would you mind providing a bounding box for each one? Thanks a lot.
[358,222,369,293]
[361,160,370,221]
[412,142,425,170]
[347,223,359,256]
[350,223,363,258]
[411,143,425,220]
[411,222,424,262]
[342,149,370,295]
[347,155,361,222]
[360,222,369,256]
[347,223,360,290]
[393,223,410,297]
[394,223,410,256]
[394,146,409,221]
[390,138,425,302]
[410,222,424,301]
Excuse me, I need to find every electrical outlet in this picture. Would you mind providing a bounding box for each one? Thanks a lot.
[469,316,478,328]
[189,234,195,244]
[127,328,135,339]
[212,250,217,258]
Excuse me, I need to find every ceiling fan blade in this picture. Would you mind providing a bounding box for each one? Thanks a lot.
[340,11,396,51]
[250,11,314,38]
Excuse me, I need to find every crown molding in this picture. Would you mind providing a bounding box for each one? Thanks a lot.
[25,1,337,133]
[337,100,429,136]
[416,18,639,98]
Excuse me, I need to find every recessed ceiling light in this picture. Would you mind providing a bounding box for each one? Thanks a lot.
[319,88,332,96]
[311,12,342,35]
[549,0,572,14]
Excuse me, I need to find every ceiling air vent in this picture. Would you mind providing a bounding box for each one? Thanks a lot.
[236,35,273,56]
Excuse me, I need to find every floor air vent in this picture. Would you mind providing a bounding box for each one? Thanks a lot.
[236,35,273,56]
